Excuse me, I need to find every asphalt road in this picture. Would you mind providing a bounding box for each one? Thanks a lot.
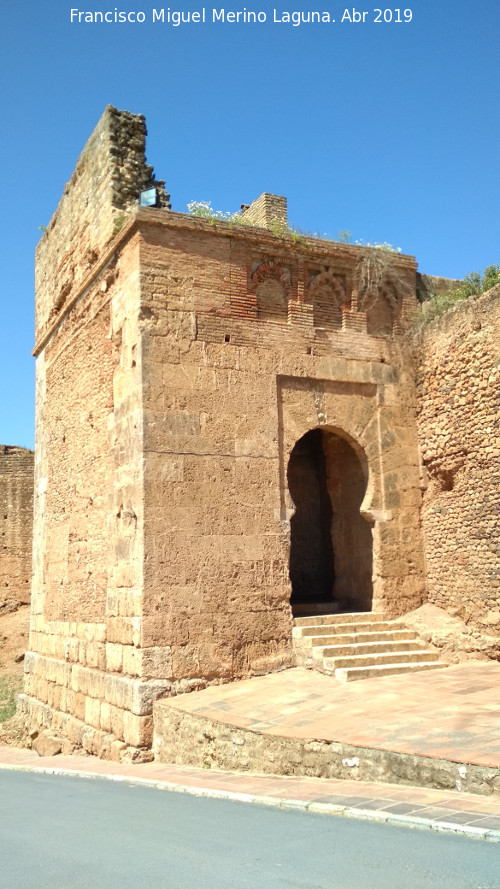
[0,770,498,889]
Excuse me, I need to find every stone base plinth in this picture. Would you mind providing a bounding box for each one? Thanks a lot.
[21,650,176,760]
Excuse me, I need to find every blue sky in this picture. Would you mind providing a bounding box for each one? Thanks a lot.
[1,0,499,448]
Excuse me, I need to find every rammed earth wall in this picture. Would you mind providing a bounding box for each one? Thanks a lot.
[0,446,34,607]
[417,289,500,646]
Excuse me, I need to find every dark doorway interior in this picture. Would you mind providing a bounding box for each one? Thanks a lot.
[287,428,372,616]
[288,429,335,611]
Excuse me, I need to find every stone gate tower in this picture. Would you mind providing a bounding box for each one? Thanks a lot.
[22,107,427,759]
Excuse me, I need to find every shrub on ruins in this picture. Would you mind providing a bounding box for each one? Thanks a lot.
[482,264,500,292]
[422,263,500,321]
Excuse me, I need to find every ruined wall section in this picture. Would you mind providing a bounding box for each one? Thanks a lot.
[24,103,170,760]
[240,193,288,230]
[35,106,167,347]
[0,446,34,607]
[417,289,500,652]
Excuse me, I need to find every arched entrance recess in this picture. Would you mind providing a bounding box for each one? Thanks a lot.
[287,428,373,616]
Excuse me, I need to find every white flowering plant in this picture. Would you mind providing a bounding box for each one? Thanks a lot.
[186,204,402,253]
[355,240,402,253]
[186,201,244,224]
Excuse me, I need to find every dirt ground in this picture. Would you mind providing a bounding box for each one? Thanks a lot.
[0,604,30,746]
[0,604,30,679]
[401,602,500,664]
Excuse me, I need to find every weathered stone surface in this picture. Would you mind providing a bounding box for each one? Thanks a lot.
[417,292,500,655]
[32,732,62,757]
[0,446,34,606]
[153,701,500,796]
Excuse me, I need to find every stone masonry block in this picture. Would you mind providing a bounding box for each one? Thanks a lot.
[74,692,86,721]
[122,645,141,677]
[123,711,153,747]
[85,695,102,730]
[35,677,49,703]
[106,617,139,645]
[84,642,107,670]
[100,700,112,733]
[138,647,174,680]
[130,679,173,716]
[110,705,125,742]
[103,673,134,710]
[106,642,124,672]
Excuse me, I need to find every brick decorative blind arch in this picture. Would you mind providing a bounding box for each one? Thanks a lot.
[361,284,400,336]
[251,260,291,322]
[307,271,347,331]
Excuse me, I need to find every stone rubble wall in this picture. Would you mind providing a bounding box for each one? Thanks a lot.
[415,273,462,303]
[417,288,500,655]
[153,698,500,796]
[0,446,34,608]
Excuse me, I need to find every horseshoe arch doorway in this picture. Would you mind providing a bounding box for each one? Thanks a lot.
[287,428,373,617]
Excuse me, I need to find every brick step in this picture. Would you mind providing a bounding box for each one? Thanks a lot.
[333,661,443,682]
[293,612,384,628]
[323,649,438,670]
[312,640,427,661]
[294,620,405,639]
[302,630,417,648]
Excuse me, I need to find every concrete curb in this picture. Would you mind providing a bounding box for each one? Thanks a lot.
[1,761,499,843]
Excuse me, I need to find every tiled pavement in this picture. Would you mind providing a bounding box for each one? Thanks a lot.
[1,661,500,841]
[164,662,500,767]
[1,745,499,841]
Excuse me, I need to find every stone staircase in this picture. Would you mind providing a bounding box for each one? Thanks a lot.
[293,612,442,682]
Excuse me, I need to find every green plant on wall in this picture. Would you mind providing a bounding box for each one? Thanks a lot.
[421,263,500,321]
[112,213,126,236]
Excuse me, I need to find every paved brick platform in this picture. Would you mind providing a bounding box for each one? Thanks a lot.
[154,662,500,794]
[1,746,499,841]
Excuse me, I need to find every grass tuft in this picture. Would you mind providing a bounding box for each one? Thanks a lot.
[0,676,22,723]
